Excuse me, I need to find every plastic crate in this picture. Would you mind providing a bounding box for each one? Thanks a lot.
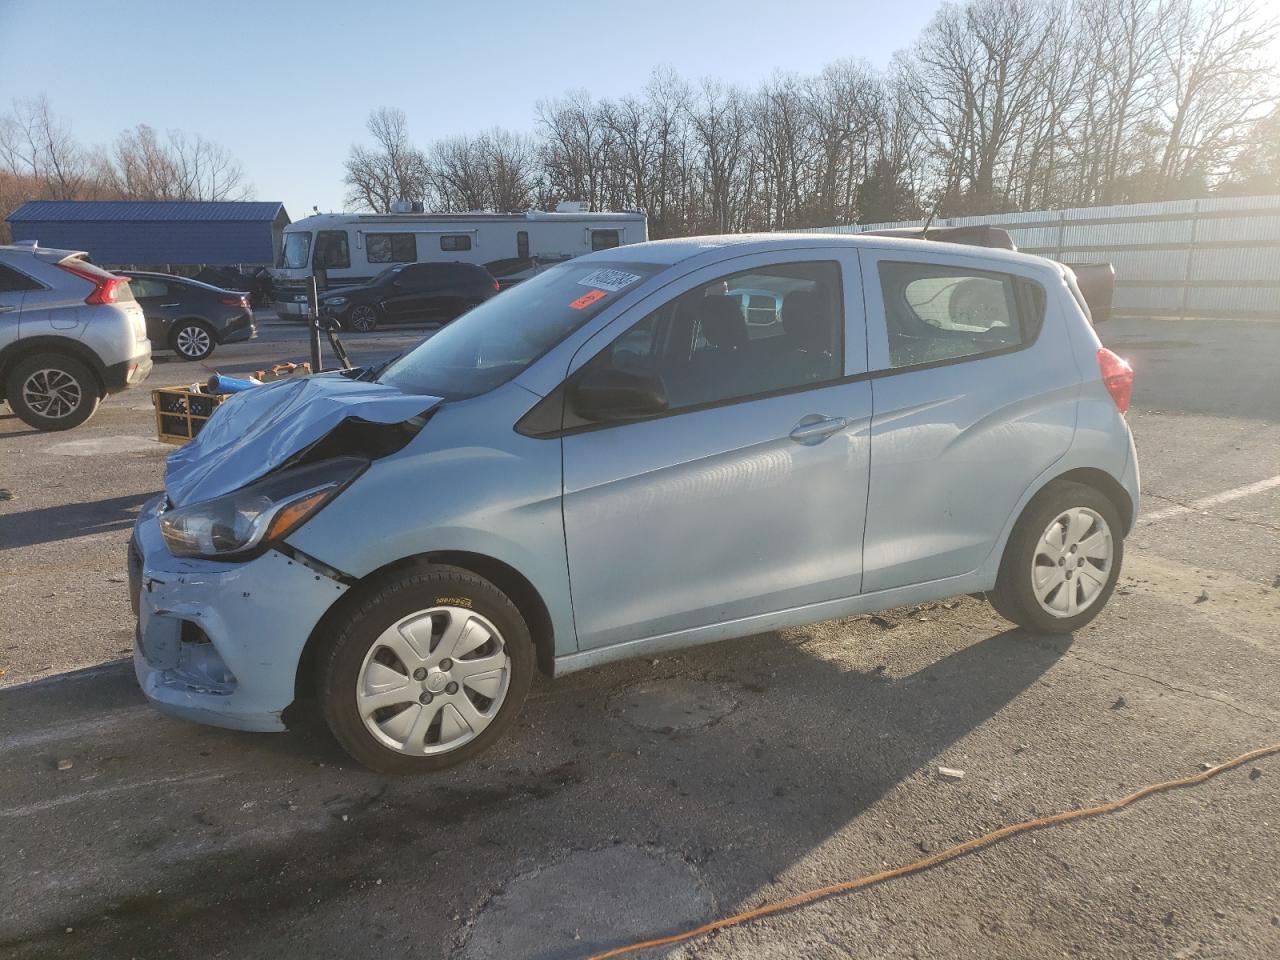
[152,386,228,445]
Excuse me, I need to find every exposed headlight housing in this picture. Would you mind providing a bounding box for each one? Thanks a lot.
[160,456,366,559]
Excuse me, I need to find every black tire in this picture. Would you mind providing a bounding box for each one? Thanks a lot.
[988,481,1124,634]
[171,320,216,361]
[4,352,101,431]
[346,304,379,333]
[319,563,533,774]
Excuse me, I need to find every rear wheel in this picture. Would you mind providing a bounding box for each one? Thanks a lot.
[347,305,379,332]
[4,352,101,431]
[319,564,533,774]
[988,481,1123,633]
[171,320,215,360]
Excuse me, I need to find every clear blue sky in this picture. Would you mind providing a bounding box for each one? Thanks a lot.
[0,0,942,218]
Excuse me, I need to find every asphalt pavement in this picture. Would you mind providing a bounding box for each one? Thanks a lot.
[1,315,1277,960]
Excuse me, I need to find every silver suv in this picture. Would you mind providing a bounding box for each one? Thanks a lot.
[0,242,152,430]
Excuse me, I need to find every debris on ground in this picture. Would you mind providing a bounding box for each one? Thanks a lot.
[1111,696,1127,710]
[1194,590,1209,604]
[869,615,898,630]
[55,759,73,771]
[1199,762,1214,771]
[937,766,965,781]
[1249,768,1263,780]
[0,488,14,501]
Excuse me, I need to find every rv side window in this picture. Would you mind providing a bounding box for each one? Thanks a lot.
[368,233,417,263]
[315,231,350,269]
[517,231,529,259]
[591,230,621,251]
[440,234,472,252]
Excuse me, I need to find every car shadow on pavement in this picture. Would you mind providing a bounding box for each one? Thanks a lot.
[0,491,155,550]
[0,619,1073,959]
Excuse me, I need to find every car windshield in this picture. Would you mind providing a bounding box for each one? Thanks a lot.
[280,232,312,269]
[378,261,661,400]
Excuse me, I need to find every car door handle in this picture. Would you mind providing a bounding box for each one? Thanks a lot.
[160,302,180,307]
[788,415,849,444]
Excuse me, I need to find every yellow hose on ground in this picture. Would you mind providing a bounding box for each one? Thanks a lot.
[585,743,1280,960]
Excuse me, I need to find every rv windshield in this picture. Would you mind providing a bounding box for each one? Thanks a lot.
[378,261,661,400]
[280,232,312,269]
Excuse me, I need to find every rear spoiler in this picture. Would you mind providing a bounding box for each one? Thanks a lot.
[862,224,1114,323]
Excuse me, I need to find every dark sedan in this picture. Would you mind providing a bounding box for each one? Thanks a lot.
[317,261,499,332]
[122,271,257,361]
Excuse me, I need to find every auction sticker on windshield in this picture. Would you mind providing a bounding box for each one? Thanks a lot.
[577,269,642,292]
[569,289,607,310]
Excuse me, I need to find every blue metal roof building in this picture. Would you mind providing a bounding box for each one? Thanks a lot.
[5,200,291,267]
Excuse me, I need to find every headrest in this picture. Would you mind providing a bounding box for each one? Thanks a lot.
[700,296,748,350]
[782,290,830,352]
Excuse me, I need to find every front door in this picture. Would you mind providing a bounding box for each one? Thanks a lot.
[127,276,174,342]
[858,248,1079,592]
[561,252,872,651]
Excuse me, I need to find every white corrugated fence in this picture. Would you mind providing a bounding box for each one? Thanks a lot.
[801,195,1280,320]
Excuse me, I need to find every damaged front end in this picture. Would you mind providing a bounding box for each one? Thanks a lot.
[130,373,440,731]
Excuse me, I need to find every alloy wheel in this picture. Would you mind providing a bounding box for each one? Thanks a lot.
[1031,507,1114,618]
[21,368,83,420]
[356,606,511,756]
[175,324,212,359]
[349,306,377,332]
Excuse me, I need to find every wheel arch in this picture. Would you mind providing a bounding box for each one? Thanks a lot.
[0,336,107,399]
[292,549,556,706]
[1032,467,1134,534]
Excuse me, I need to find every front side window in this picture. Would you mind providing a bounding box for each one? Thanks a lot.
[590,230,620,251]
[367,233,417,264]
[379,260,662,400]
[878,261,1044,369]
[315,230,350,269]
[572,260,842,418]
[440,234,472,252]
[280,232,312,269]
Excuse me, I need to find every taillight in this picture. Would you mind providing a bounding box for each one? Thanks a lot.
[57,261,127,304]
[1097,347,1133,414]
[220,296,249,308]
[492,280,501,292]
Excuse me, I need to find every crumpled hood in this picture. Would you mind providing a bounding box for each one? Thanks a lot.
[165,374,441,506]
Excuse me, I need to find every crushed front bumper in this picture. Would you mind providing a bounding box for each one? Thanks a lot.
[129,496,348,732]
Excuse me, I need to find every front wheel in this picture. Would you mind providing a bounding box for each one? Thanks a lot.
[988,481,1124,634]
[319,564,533,774]
[346,304,379,332]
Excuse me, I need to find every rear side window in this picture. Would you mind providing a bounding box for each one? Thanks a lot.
[127,277,169,298]
[0,263,42,292]
[440,234,472,251]
[590,230,620,251]
[877,262,1045,370]
[367,233,417,263]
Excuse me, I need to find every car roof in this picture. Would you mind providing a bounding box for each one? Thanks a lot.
[581,232,1059,273]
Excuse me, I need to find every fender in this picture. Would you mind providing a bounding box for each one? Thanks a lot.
[0,335,107,396]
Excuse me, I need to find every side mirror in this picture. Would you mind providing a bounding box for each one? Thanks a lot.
[570,366,668,422]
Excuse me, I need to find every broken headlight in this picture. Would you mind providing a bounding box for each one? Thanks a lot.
[159,456,366,559]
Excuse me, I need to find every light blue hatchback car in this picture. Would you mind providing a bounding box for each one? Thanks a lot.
[129,234,1138,773]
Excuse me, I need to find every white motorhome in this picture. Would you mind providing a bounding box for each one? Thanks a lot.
[270,204,648,317]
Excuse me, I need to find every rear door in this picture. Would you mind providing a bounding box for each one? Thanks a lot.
[858,247,1078,592]
[560,250,873,651]
[382,264,432,321]
[127,276,175,342]
[0,263,40,348]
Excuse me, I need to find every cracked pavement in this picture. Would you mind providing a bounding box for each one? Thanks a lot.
[1,316,1278,959]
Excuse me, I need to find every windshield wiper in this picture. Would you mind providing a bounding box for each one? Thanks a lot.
[359,351,404,382]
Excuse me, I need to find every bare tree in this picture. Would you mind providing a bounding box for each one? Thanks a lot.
[104,125,251,201]
[343,107,428,212]
[0,94,93,199]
